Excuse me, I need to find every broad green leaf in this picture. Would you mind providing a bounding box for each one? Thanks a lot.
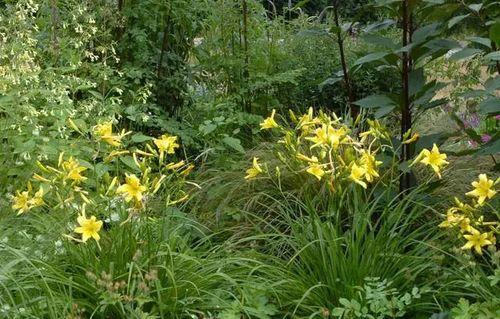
[354,94,397,109]
[420,98,447,110]
[449,48,482,60]
[415,133,449,153]
[478,98,500,114]
[222,136,245,154]
[319,77,343,90]
[468,3,483,12]
[412,23,440,43]
[475,137,500,156]
[120,156,141,172]
[374,105,395,118]
[485,76,500,93]
[353,52,389,66]
[490,22,500,45]
[364,19,396,32]
[467,36,491,49]
[448,14,469,28]
[409,69,425,96]
[484,51,500,61]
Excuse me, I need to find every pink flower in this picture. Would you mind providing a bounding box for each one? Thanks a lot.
[495,115,500,120]
[481,134,492,143]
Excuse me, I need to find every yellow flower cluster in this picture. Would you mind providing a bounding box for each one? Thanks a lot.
[11,182,44,215]
[439,174,498,255]
[246,108,386,190]
[12,120,192,244]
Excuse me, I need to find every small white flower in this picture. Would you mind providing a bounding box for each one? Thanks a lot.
[110,213,120,222]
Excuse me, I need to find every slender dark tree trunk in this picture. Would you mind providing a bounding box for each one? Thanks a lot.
[400,0,413,193]
[332,1,357,118]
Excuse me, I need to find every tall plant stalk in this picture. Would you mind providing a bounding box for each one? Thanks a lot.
[400,0,413,193]
[332,0,357,118]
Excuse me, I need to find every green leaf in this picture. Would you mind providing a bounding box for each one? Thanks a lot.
[415,133,449,153]
[362,34,397,49]
[448,14,469,28]
[490,22,500,45]
[199,122,217,136]
[319,77,343,90]
[131,133,152,143]
[409,69,425,96]
[120,156,141,172]
[222,136,245,154]
[353,52,389,66]
[364,19,396,32]
[354,95,397,118]
[468,3,483,12]
[478,98,500,115]
[449,48,482,60]
[331,307,345,316]
[339,298,351,307]
[467,36,491,49]
[412,23,440,43]
[484,51,500,61]
[485,76,500,93]
[354,94,397,109]
[94,163,111,178]
[476,137,500,156]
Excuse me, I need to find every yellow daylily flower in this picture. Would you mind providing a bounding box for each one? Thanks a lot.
[260,109,279,130]
[360,150,382,183]
[402,132,420,144]
[296,153,319,163]
[245,157,263,180]
[359,119,387,141]
[94,121,126,147]
[439,210,463,228]
[307,124,347,149]
[116,174,147,203]
[12,190,30,215]
[154,134,179,155]
[414,144,448,178]
[465,174,496,205]
[461,228,493,255]
[458,217,472,233]
[297,107,320,133]
[74,214,103,242]
[28,186,44,208]
[349,162,367,189]
[62,157,87,183]
[165,161,186,170]
[306,164,325,181]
